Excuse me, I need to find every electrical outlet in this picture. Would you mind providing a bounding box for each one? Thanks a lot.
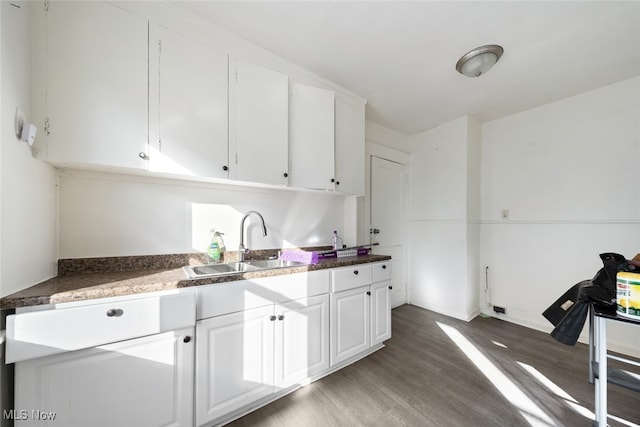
[501,209,509,220]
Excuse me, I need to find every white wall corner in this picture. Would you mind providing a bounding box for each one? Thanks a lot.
[365,120,410,153]
[1,0,58,297]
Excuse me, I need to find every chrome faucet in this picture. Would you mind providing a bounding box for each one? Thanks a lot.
[239,211,268,261]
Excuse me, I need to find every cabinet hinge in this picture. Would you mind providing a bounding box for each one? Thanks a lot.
[234,153,238,165]
[235,68,238,82]
[158,139,162,152]
[158,40,161,53]
[44,117,50,135]
[44,0,49,12]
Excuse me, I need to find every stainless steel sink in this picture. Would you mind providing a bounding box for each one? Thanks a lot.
[243,259,307,269]
[183,259,308,278]
[184,262,260,278]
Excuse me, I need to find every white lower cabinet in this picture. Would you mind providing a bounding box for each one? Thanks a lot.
[195,294,329,426]
[9,264,389,427]
[276,295,330,389]
[330,286,371,365]
[330,262,392,366]
[195,305,275,425]
[370,280,392,346]
[15,327,195,427]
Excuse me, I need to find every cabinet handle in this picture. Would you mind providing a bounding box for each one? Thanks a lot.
[330,178,335,183]
[106,308,124,317]
[222,165,228,171]
[382,265,387,270]
[138,152,149,160]
[183,336,191,343]
[336,181,340,186]
[366,291,371,296]
[389,286,393,290]
[269,315,277,321]
[278,314,285,321]
[353,270,359,275]
[283,172,288,178]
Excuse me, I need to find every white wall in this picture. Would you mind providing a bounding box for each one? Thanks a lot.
[407,116,481,321]
[480,77,640,356]
[1,0,57,298]
[58,170,347,258]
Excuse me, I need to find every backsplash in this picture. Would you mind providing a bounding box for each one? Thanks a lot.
[57,170,352,259]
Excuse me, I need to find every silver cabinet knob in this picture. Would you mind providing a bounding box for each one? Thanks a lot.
[138,152,149,160]
[106,308,124,317]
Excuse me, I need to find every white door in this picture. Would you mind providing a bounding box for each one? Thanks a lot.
[154,27,229,178]
[330,287,370,366]
[45,1,148,169]
[231,59,289,185]
[289,83,335,190]
[370,156,407,307]
[370,281,392,346]
[275,294,329,389]
[195,306,275,426]
[15,328,194,427]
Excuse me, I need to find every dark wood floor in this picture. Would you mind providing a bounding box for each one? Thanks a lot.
[228,304,640,427]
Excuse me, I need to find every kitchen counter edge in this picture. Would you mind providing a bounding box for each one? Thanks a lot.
[0,255,392,310]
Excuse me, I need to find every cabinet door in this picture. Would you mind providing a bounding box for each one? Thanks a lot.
[45,1,148,169]
[330,287,370,366]
[289,83,335,190]
[231,59,289,185]
[334,96,365,195]
[275,294,329,389]
[152,27,229,178]
[195,306,275,426]
[371,281,392,346]
[15,328,194,427]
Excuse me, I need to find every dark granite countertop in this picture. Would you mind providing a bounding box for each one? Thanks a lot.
[0,251,391,310]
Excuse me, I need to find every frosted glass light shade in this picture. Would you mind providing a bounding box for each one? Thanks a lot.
[456,45,504,77]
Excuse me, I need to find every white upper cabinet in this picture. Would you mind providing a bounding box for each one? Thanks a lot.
[289,83,335,190]
[33,1,366,190]
[151,27,229,178]
[43,1,149,170]
[231,59,289,186]
[334,96,366,195]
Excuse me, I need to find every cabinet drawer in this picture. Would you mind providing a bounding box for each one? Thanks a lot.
[331,265,372,293]
[197,270,330,320]
[6,291,196,363]
[372,262,392,283]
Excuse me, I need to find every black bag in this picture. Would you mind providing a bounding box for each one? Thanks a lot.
[543,252,635,346]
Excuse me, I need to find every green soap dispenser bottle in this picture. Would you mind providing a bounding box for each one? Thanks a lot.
[207,229,226,263]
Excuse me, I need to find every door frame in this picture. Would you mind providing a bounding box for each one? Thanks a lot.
[364,142,410,306]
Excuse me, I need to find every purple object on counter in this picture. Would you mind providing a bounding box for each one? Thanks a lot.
[279,250,319,265]
[318,251,338,259]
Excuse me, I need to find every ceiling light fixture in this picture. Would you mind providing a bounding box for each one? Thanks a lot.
[455,44,504,78]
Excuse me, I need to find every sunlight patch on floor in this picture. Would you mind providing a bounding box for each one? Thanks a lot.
[517,362,595,421]
[437,322,555,427]
[608,414,640,427]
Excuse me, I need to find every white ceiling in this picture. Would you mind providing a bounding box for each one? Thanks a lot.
[172,1,640,135]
